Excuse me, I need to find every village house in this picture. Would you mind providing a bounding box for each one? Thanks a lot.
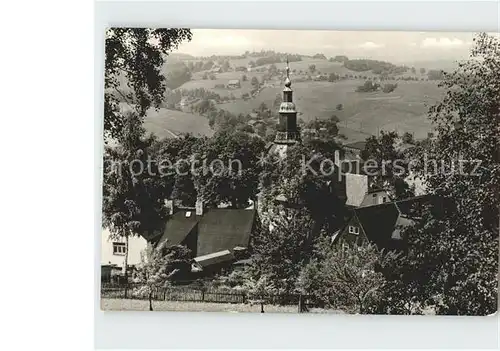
[101,198,258,281]
[226,79,241,89]
[333,195,433,252]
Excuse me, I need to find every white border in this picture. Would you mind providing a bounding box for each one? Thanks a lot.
[95,1,500,349]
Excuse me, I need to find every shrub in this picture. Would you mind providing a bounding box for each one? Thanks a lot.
[382,83,398,93]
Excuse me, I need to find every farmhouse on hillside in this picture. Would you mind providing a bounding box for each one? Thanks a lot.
[227,79,241,89]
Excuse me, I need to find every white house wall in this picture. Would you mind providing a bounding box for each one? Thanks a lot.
[100,228,148,268]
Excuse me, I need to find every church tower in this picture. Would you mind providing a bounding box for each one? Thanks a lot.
[273,58,299,156]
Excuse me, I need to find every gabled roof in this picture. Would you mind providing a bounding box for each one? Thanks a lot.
[156,210,201,247]
[197,209,256,256]
[341,196,431,251]
[344,141,367,151]
[228,79,240,85]
[353,202,400,249]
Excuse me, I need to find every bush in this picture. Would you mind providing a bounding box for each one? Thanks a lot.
[209,74,216,80]
[336,103,343,111]
[356,80,380,93]
[382,83,397,93]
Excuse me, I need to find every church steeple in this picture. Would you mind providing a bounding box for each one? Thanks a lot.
[275,58,299,144]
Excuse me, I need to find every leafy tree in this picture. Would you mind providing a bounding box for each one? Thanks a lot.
[241,74,247,82]
[382,83,397,93]
[387,33,500,315]
[298,240,392,313]
[305,116,339,138]
[221,60,230,72]
[328,73,340,82]
[419,67,426,74]
[249,208,318,294]
[102,113,170,285]
[242,275,277,313]
[336,103,343,111]
[361,131,414,199]
[356,80,380,93]
[250,76,259,87]
[411,67,416,74]
[191,131,266,208]
[202,72,208,80]
[308,64,316,74]
[402,132,414,144]
[104,28,192,139]
[134,241,191,311]
[209,74,216,80]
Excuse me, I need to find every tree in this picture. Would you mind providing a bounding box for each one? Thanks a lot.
[336,103,343,111]
[361,131,414,199]
[356,80,380,93]
[102,113,170,288]
[411,67,416,74]
[419,67,426,74]
[202,72,208,80]
[402,132,414,144]
[382,83,397,93]
[248,208,318,294]
[387,33,500,315]
[104,28,192,139]
[134,241,191,311]
[250,76,259,87]
[328,73,340,82]
[241,74,247,82]
[298,240,391,313]
[191,131,266,208]
[242,275,276,313]
[308,64,316,74]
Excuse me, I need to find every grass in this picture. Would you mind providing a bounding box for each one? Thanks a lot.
[119,103,214,139]
[101,298,342,314]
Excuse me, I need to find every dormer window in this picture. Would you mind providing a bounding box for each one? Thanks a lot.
[185,211,192,218]
[348,226,360,235]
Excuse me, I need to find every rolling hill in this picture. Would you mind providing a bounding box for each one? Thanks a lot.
[120,103,214,139]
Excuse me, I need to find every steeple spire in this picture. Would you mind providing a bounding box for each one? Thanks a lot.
[274,58,299,145]
[284,57,291,88]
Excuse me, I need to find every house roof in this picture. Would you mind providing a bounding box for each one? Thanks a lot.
[155,208,257,257]
[156,210,201,247]
[353,202,400,249]
[228,79,240,85]
[197,209,256,256]
[344,141,367,151]
[341,196,431,250]
[194,250,234,268]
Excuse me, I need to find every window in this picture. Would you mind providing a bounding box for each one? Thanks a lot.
[382,197,387,203]
[348,226,360,235]
[112,242,126,255]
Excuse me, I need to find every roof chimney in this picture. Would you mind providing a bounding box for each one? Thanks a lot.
[195,198,204,216]
[165,199,174,216]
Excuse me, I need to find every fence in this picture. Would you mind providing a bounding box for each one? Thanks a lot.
[101,283,316,308]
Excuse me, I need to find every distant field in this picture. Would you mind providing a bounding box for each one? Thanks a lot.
[218,80,443,142]
[120,103,213,139]
[101,298,342,313]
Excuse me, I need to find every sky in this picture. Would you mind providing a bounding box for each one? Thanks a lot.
[177,29,481,64]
